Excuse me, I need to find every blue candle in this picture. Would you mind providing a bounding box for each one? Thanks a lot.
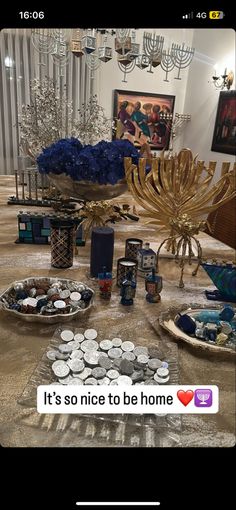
[90,227,114,278]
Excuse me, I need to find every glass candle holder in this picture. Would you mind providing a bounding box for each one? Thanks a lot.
[116,258,138,287]
[125,238,143,260]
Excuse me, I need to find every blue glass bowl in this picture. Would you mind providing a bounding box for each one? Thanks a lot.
[201,262,236,302]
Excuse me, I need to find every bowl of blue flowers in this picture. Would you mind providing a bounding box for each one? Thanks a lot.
[37,138,140,201]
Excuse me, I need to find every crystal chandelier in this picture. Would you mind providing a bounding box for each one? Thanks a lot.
[31,29,195,83]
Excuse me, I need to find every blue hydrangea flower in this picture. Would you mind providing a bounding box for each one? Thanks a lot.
[37,138,140,185]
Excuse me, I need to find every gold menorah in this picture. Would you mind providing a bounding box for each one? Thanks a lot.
[124,148,236,288]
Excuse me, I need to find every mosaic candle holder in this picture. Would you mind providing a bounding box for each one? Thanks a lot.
[17,211,84,246]
[116,258,138,287]
[50,219,74,269]
[125,238,143,260]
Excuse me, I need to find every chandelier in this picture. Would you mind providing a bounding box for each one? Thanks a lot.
[31,29,195,83]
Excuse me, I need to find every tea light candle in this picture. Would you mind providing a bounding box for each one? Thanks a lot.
[125,238,143,260]
[116,257,138,287]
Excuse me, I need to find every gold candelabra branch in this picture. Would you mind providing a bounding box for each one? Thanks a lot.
[124,148,236,287]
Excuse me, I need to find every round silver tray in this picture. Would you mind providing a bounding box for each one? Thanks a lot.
[159,303,236,356]
[0,277,94,324]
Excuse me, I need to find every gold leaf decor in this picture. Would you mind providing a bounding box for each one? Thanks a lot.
[124,148,236,287]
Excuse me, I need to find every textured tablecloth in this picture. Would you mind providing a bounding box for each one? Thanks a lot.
[0,176,235,447]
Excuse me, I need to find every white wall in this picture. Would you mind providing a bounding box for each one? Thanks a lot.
[183,29,235,179]
[95,29,194,153]
[94,28,235,172]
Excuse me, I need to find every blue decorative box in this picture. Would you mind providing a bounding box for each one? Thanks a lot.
[16,211,85,246]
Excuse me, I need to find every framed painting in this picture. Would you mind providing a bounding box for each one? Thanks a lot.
[113,89,175,150]
[211,90,236,155]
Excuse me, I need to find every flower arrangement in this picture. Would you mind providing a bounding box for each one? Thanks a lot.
[72,95,111,145]
[19,77,112,162]
[37,138,139,185]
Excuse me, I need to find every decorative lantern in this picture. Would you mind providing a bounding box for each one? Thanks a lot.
[81,33,96,54]
[117,54,133,66]
[129,32,140,59]
[70,40,84,57]
[136,54,150,69]
[98,35,113,62]
[115,37,131,55]
[137,242,156,277]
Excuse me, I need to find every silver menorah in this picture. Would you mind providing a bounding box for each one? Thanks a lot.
[160,48,175,81]
[31,29,55,54]
[143,31,164,73]
[118,58,136,83]
[10,168,54,206]
[171,43,195,80]
[85,52,101,79]
[168,113,191,153]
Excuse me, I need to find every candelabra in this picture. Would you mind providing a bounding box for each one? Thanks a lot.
[171,43,195,80]
[212,68,234,90]
[142,32,164,73]
[168,113,191,152]
[31,29,70,71]
[160,48,176,82]
[118,58,136,82]
[30,29,195,83]
[85,53,101,79]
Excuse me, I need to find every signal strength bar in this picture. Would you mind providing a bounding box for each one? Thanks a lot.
[182,12,194,19]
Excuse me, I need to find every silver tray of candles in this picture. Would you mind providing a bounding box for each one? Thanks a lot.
[0,277,94,323]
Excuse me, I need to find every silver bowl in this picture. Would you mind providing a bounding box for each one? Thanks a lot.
[47,173,127,201]
[0,277,94,324]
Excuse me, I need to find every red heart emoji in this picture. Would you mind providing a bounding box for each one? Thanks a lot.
[177,390,194,406]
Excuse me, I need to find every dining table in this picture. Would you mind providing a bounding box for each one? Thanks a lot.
[0,176,235,448]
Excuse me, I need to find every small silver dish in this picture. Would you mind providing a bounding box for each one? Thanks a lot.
[0,277,94,324]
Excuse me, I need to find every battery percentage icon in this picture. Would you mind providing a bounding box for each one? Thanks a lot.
[209,11,225,19]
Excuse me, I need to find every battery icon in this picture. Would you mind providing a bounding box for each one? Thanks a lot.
[209,11,225,19]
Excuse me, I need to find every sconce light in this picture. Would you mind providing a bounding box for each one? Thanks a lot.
[212,68,234,90]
